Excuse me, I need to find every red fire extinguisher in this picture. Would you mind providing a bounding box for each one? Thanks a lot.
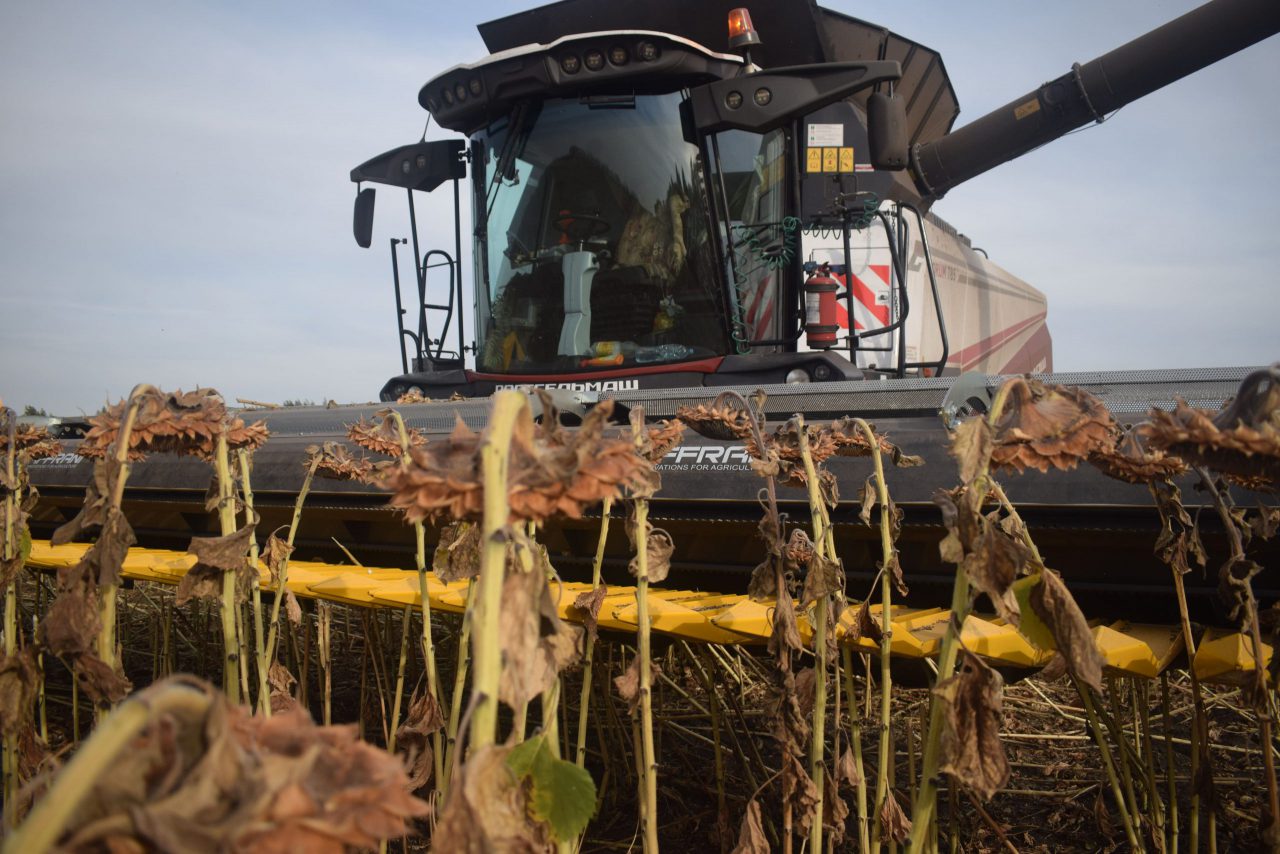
[804,262,840,349]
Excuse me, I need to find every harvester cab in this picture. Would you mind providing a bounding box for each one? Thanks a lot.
[353,0,1277,404]
[350,2,959,402]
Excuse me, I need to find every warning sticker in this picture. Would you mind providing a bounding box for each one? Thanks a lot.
[806,148,822,173]
[807,123,844,147]
[822,147,838,172]
[839,147,854,172]
[1013,98,1041,120]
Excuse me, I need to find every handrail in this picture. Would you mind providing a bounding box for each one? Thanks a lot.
[897,202,950,377]
[421,249,457,360]
[389,237,411,375]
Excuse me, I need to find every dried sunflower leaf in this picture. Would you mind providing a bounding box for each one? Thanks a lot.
[936,650,1010,801]
[396,686,444,792]
[950,416,994,485]
[858,474,877,526]
[879,790,912,844]
[769,591,805,658]
[746,559,778,601]
[731,799,769,854]
[52,456,121,545]
[1014,570,1103,693]
[570,583,608,644]
[179,524,257,605]
[843,599,882,646]
[0,649,38,738]
[962,520,1030,626]
[783,529,816,572]
[836,747,862,788]
[823,770,850,845]
[782,751,820,828]
[262,531,294,586]
[498,556,582,709]
[267,662,298,714]
[613,653,662,717]
[284,590,302,627]
[800,554,842,608]
[72,652,132,703]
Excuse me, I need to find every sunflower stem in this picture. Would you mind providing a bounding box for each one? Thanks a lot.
[442,579,476,796]
[1,411,17,821]
[385,409,446,792]
[212,432,241,703]
[1196,466,1279,841]
[387,605,412,754]
[630,414,660,854]
[258,456,318,716]
[576,497,611,767]
[1077,678,1144,852]
[469,391,525,751]
[909,380,1016,854]
[794,416,833,854]
[842,645,871,854]
[235,449,266,707]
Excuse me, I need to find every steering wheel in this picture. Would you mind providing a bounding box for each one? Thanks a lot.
[554,209,611,242]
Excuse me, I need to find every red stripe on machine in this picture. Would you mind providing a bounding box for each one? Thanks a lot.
[946,311,1048,369]
[998,324,1053,374]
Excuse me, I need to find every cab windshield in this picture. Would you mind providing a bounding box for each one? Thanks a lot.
[472,93,729,374]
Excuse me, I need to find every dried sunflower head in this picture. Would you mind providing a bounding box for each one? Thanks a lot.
[76,388,268,461]
[1089,423,1187,485]
[308,442,375,482]
[761,417,918,469]
[386,415,485,522]
[988,377,1116,474]
[0,424,63,461]
[508,400,654,520]
[828,417,922,467]
[1143,365,1280,487]
[636,419,686,464]
[387,401,652,524]
[347,412,426,459]
[397,387,428,404]
[674,402,756,441]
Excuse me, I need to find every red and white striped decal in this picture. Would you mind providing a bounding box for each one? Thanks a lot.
[832,264,891,332]
[742,272,776,340]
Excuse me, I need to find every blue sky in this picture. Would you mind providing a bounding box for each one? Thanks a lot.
[1,0,1277,413]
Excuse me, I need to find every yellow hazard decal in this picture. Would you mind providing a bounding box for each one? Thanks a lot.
[839,147,854,172]
[1014,98,1040,120]
[822,147,838,172]
[806,148,822,173]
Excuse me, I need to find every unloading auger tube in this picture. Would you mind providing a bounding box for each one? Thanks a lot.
[910,0,1280,199]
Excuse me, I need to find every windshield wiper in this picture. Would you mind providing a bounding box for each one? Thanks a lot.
[485,100,541,224]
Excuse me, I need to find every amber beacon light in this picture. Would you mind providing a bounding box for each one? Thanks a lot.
[727,7,762,49]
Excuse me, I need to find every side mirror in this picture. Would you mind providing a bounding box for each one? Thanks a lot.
[353,187,376,248]
[868,92,908,171]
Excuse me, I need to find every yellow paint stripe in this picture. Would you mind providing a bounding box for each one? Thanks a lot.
[19,541,1258,679]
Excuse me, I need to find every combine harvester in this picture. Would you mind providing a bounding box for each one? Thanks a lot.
[27,0,1280,679]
